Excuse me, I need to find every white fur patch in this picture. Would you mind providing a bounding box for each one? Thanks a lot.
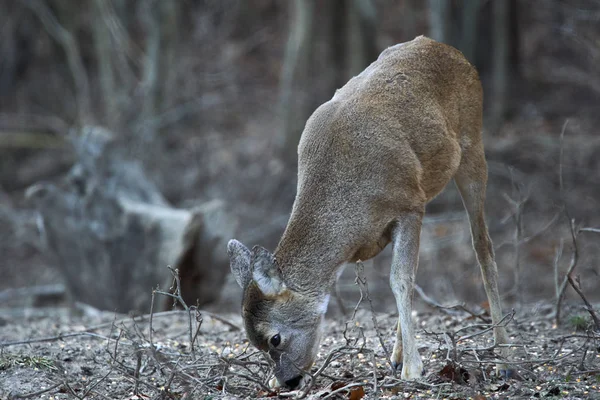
[253,269,286,296]
[268,376,280,389]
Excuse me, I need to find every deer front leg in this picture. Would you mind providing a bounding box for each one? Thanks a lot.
[389,212,423,380]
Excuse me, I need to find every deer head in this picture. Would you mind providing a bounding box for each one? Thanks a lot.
[228,239,327,389]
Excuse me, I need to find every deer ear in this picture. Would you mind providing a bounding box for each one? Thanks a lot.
[252,245,285,296]
[228,239,252,288]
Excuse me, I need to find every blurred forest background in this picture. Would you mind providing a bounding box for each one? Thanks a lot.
[1,0,599,318]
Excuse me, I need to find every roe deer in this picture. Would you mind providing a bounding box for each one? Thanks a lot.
[228,36,510,389]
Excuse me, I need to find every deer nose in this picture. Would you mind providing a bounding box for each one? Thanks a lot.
[284,375,302,389]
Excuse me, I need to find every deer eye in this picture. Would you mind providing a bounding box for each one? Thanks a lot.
[270,334,281,347]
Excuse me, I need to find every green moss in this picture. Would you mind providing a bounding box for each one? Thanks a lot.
[568,315,590,332]
[0,354,57,371]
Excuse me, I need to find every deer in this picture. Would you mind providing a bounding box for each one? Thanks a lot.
[228,35,511,390]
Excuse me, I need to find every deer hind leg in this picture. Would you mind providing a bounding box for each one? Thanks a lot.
[454,145,512,376]
[389,211,424,380]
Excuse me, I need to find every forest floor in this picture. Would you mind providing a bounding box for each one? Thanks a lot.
[1,291,599,400]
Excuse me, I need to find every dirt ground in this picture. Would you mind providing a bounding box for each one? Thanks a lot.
[1,288,599,400]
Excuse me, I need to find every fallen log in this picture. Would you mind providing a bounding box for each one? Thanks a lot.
[26,126,235,312]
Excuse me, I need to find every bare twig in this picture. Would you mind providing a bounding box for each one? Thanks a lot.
[570,369,600,376]
[578,344,589,371]
[62,381,83,400]
[133,343,142,395]
[80,370,113,399]
[553,239,564,303]
[579,227,600,233]
[414,284,491,323]
[0,331,114,347]
[1,310,238,349]
[443,331,457,362]
[462,341,588,366]
[149,285,157,349]
[455,310,515,343]
[567,275,600,331]
[555,119,576,326]
[502,176,529,305]
[354,261,392,367]
[521,212,561,244]
[115,308,238,332]
[370,351,378,395]
[320,382,365,400]
[191,307,204,348]
[8,382,63,399]
[194,310,240,331]
[551,123,600,327]
[155,266,195,358]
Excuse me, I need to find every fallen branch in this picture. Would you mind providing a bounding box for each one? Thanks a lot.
[0,284,66,303]
[8,382,63,399]
[414,284,491,323]
[320,382,365,400]
[86,309,240,332]
[0,331,114,348]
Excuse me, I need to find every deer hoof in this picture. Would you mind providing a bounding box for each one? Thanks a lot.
[391,361,402,372]
[268,376,281,389]
[400,358,424,381]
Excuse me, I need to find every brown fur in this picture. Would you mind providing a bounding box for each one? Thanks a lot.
[229,36,509,387]
[275,36,484,291]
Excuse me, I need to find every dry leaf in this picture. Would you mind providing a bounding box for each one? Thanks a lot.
[349,385,365,400]
[256,390,278,397]
[439,362,469,384]
[480,301,490,312]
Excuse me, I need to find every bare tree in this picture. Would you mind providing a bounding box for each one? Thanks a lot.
[158,0,179,111]
[139,0,162,141]
[347,0,378,76]
[492,0,510,126]
[325,0,348,94]
[278,0,316,161]
[459,1,482,63]
[279,0,378,161]
[24,0,92,124]
[93,0,118,128]
[428,0,451,44]
[402,0,419,40]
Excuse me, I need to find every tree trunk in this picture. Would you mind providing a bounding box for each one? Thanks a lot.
[139,0,161,141]
[428,0,451,44]
[92,0,118,128]
[25,0,92,124]
[402,0,419,40]
[492,0,510,127]
[459,0,482,63]
[26,126,235,312]
[158,0,179,111]
[325,0,348,93]
[278,0,316,163]
[347,0,378,76]
[509,0,521,82]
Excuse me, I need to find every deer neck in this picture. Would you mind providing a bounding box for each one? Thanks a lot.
[274,213,350,297]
